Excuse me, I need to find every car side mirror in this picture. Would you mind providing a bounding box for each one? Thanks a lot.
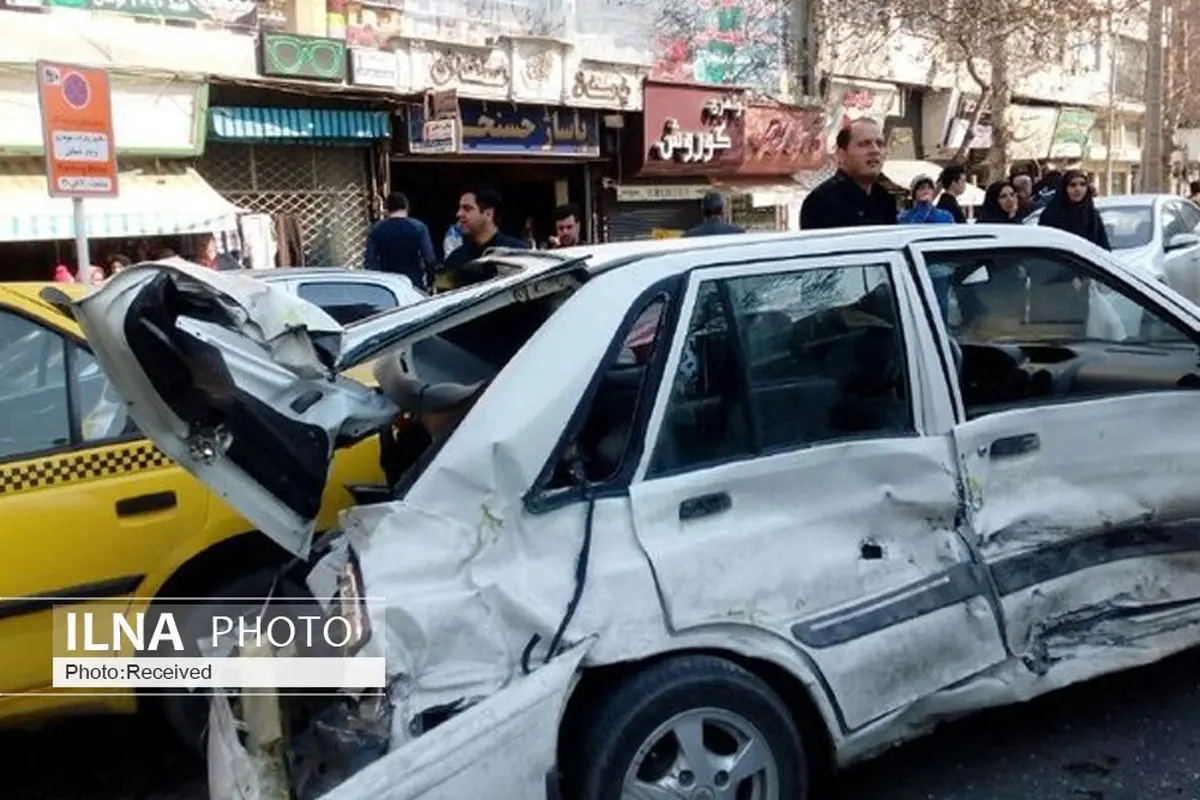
[1166,232,1200,252]
[961,265,991,285]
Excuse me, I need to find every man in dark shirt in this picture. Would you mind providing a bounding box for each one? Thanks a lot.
[364,191,437,289]
[440,185,529,289]
[800,119,898,229]
[683,192,745,236]
[935,165,968,223]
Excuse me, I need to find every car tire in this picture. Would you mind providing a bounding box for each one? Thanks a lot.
[151,566,313,759]
[566,655,808,800]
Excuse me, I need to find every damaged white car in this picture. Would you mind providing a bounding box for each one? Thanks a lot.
[74,226,1200,800]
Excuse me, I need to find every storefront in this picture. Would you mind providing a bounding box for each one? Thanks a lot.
[606,81,748,240]
[712,101,828,232]
[397,98,605,252]
[0,66,235,279]
[194,34,393,268]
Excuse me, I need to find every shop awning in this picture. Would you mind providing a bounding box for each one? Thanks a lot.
[209,106,392,141]
[881,160,987,207]
[0,163,243,242]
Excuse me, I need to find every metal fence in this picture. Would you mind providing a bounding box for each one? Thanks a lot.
[196,142,373,267]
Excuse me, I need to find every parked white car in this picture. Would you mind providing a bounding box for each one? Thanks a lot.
[1025,194,1200,295]
[254,267,427,325]
[73,225,1200,800]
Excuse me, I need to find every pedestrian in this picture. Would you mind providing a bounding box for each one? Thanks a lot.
[364,191,437,291]
[1031,170,1063,210]
[683,192,745,236]
[978,179,1023,223]
[1190,180,1200,206]
[106,253,132,274]
[799,118,897,229]
[898,175,955,224]
[935,165,968,223]
[53,264,75,283]
[1037,169,1111,250]
[440,185,529,289]
[1009,175,1035,219]
[549,202,585,248]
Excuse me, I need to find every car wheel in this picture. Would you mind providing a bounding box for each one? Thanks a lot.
[152,566,311,759]
[567,655,807,800]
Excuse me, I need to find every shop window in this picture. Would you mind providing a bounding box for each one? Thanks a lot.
[730,194,779,232]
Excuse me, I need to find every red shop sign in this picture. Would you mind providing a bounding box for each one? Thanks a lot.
[637,81,747,176]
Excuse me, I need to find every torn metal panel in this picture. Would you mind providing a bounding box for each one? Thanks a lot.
[72,259,395,557]
[316,642,590,800]
[953,392,1200,653]
[628,435,1009,731]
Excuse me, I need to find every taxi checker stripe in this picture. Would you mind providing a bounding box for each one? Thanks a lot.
[0,443,173,496]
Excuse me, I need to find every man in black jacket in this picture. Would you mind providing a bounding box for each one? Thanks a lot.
[935,165,968,223]
[683,192,745,236]
[800,119,897,229]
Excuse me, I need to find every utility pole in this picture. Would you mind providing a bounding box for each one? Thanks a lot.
[1142,0,1165,192]
[1104,0,1118,194]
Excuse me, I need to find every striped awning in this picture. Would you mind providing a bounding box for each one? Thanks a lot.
[209,106,392,142]
[0,162,242,242]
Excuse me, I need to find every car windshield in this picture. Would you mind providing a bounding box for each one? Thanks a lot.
[1099,205,1155,250]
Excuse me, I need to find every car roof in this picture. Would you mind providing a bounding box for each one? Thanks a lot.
[484,224,1096,278]
[255,267,369,280]
[1093,194,1163,208]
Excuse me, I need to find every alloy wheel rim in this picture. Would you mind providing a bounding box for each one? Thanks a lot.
[621,706,779,800]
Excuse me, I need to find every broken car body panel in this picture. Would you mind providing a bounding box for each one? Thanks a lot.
[72,259,396,558]
[106,231,1200,797]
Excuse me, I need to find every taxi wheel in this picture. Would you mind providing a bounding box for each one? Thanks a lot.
[565,655,807,800]
[150,567,311,759]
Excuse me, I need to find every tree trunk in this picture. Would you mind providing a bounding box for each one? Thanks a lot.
[985,38,1013,181]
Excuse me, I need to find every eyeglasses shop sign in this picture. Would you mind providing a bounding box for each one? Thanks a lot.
[350,48,399,88]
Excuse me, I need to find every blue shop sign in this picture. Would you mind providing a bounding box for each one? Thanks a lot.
[411,101,600,157]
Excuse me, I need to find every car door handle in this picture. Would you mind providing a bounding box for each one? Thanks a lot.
[989,433,1040,460]
[679,492,731,521]
[116,491,177,518]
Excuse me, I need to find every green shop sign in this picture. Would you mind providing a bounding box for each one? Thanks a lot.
[1050,107,1098,161]
[259,33,347,83]
[46,0,259,25]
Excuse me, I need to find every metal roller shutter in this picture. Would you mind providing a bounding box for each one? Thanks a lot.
[605,201,703,242]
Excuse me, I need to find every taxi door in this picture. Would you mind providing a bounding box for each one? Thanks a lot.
[0,301,207,698]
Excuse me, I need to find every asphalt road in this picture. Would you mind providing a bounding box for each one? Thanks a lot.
[7,646,1200,800]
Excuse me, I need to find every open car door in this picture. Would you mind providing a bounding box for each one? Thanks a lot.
[71,254,591,558]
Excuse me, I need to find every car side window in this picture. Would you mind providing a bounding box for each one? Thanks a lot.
[1175,199,1200,231]
[647,263,915,477]
[1161,203,1187,242]
[542,292,672,491]
[0,311,70,459]
[296,281,398,325]
[937,248,1200,418]
[74,346,136,443]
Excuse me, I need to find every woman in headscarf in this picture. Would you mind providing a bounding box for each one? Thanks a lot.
[978,179,1022,223]
[1037,169,1111,250]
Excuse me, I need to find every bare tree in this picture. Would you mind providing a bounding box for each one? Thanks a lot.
[1163,0,1200,189]
[892,0,1132,177]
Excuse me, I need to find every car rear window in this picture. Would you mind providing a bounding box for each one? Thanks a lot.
[297,281,398,324]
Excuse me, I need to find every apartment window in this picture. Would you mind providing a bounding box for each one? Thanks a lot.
[1114,35,1147,98]
[1121,121,1142,149]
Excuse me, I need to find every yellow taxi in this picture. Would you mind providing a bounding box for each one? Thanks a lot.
[0,280,385,750]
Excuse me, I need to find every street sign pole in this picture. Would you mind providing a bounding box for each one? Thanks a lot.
[73,197,89,285]
[35,60,119,286]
